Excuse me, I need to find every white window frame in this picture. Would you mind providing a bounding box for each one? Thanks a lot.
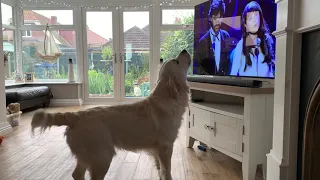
[159,6,195,76]
[21,29,32,37]
[19,7,77,82]
[82,7,120,103]
[21,7,74,29]
[2,3,17,85]
[160,6,195,52]
[119,6,153,102]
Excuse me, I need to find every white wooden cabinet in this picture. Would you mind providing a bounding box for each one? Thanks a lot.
[186,82,274,180]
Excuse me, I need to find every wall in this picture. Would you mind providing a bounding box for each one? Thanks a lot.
[299,0,320,30]
[267,0,320,180]
[27,83,83,106]
[47,84,82,99]
[0,0,13,135]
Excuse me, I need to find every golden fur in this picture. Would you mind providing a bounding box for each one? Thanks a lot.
[31,50,192,180]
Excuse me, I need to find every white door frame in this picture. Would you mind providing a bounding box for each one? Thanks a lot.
[82,7,121,104]
[118,7,153,102]
[82,7,153,104]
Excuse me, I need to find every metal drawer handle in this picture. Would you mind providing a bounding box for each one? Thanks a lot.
[204,124,211,130]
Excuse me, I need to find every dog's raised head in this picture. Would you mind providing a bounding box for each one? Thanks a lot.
[159,49,191,81]
[155,50,191,100]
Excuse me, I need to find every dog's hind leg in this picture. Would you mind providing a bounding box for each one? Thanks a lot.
[72,161,86,180]
[89,155,113,180]
[157,144,173,180]
[152,154,161,179]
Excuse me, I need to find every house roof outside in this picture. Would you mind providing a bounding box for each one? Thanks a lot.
[105,24,170,52]
[124,26,150,50]
[23,10,108,48]
[4,11,176,54]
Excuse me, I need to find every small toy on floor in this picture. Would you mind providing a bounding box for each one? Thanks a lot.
[6,103,22,127]
[197,145,207,151]
[7,103,20,114]
[0,136,4,145]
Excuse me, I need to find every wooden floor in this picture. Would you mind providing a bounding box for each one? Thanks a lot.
[0,106,263,180]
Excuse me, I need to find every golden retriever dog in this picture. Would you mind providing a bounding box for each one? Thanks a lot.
[31,50,191,180]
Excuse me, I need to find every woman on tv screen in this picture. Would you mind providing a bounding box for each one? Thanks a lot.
[230,1,275,78]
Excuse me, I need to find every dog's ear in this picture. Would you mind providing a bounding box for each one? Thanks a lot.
[167,76,180,100]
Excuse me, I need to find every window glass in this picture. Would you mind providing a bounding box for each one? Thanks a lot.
[3,29,16,80]
[1,3,13,25]
[162,9,194,25]
[160,30,194,75]
[22,30,77,81]
[23,10,73,25]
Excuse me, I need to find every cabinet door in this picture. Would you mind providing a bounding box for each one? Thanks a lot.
[210,113,243,156]
[189,106,211,144]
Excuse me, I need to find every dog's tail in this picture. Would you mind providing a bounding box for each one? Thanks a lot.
[31,110,78,136]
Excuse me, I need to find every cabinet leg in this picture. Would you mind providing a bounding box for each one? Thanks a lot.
[242,160,257,180]
[200,142,206,147]
[187,136,195,148]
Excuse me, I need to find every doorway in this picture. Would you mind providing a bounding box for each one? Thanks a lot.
[83,8,151,103]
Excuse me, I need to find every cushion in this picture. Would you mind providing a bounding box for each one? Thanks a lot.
[6,86,51,101]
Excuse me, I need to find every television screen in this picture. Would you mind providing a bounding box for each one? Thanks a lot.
[193,0,277,79]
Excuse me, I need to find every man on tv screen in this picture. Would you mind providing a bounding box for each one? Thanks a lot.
[195,0,231,76]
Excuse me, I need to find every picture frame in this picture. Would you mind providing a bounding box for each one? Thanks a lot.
[25,72,34,82]
[15,73,24,83]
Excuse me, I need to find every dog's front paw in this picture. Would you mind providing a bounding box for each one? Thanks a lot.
[158,171,162,180]
[160,171,173,180]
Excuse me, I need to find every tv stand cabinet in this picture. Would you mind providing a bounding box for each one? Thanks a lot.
[186,82,274,180]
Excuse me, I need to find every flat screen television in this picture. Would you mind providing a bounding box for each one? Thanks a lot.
[193,0,277,79]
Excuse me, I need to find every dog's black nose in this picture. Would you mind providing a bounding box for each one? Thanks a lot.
[182,49,187,53]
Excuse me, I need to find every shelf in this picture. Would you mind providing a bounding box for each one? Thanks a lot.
[25,82,82,85]
[188,82,274,96]
[190,102,244,119]
[5,82,82,87]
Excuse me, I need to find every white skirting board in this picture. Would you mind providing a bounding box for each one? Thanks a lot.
[0,122,12,136]
[50,99,83,107]
[267,150,283,179]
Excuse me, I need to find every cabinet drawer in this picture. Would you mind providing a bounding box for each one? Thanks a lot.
[211,113,243,156]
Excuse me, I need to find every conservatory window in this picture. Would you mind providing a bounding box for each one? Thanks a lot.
[21,30,77,82]
[161,9,194,25]
[160,8,194,75]
[23,10,73,26]
[21,9,76,82]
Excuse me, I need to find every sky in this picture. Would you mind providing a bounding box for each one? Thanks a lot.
[1,3,12,26]
[1,3,194,40]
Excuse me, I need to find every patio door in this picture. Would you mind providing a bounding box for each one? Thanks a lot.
[83,8,151,103]
[119,9,151,100]
[83,8,120,102]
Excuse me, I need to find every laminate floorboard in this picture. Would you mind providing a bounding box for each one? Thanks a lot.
[0,106,264,180]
